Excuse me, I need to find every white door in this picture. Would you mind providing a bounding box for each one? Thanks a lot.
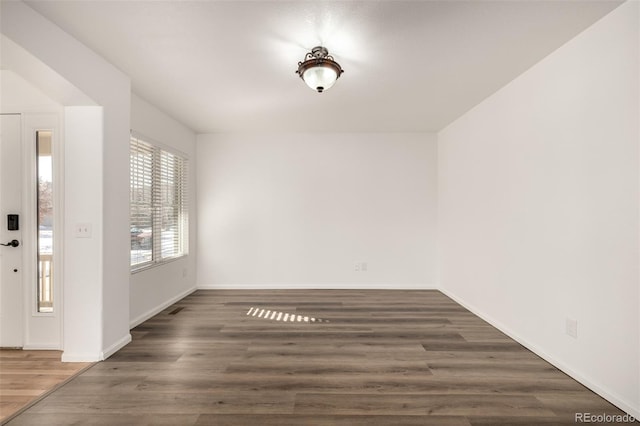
[0,114,24,348]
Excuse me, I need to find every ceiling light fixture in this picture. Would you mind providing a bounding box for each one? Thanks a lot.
[296,46,344,93]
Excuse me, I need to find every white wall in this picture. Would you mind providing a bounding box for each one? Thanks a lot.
[1,1,132,361]
[438,1,639,417]
[197,133,437,289]
[0,69,63,113]
[1,35,95,109]
[129,94,197,327]
[64,107,104,360]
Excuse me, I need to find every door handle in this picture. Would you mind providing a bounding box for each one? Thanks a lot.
[1,240,19,247]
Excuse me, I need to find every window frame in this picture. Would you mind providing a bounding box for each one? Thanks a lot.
[129,133,188,272]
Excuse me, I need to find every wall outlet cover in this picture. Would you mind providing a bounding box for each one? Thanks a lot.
[566,318,578,339]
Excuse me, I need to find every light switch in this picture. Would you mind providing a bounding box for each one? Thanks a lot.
[75,223,92,238]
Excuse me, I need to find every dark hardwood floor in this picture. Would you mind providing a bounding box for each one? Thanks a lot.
[5,290,633,425]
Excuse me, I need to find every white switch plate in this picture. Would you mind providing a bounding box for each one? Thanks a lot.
[75,223,92,238]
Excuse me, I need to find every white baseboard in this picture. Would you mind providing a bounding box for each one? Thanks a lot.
[439,288,640,420]
[101,333,132,360]
[23,343,61,350]
[61,352,102,362]
[62,334,132,362]
[129,286,197,328]
[197,283,438,290]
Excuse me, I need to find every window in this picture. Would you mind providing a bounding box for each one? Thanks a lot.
[37,130,54,312]
[130,135,188,270]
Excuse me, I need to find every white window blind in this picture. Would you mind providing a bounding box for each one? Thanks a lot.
[130,135,188,270]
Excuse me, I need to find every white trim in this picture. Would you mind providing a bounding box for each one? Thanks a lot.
[439,288,640,420]
[101,333,132,360]
[129,286,196,329]
[60,332,130,362]
[197,283,438,290]
[20,114,64,352]
[131,254,187,274]
[61,352,102,362]
[23,343,60,350]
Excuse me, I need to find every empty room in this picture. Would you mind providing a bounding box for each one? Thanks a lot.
[0,0,639,424]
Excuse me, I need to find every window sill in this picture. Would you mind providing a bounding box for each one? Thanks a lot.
[131,254,188,274]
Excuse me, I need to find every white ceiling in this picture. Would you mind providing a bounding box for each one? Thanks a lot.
[25,0,622,134]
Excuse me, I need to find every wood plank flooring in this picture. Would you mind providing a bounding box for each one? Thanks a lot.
[4,290,635,425]
[0,350,91,424]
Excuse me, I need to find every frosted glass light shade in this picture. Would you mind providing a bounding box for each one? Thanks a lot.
[296,46,344,93]
[302,66,338,93]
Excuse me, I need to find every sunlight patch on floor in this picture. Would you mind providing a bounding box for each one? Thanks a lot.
[246,307,328,323]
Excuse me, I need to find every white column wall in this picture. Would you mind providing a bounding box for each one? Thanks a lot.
[63,107,103,360]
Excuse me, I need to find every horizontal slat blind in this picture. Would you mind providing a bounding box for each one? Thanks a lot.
[158,149,188,260]
[130,137,154,267]
[130,135,188,270]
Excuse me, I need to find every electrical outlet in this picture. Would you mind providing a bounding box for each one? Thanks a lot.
[354,262,368,272]
[566,318,578,339]
[182,268,188,278]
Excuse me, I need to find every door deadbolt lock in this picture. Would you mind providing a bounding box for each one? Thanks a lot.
[1,240,19,247]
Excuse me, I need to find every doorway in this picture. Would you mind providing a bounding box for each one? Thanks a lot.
[0,113,61,349]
